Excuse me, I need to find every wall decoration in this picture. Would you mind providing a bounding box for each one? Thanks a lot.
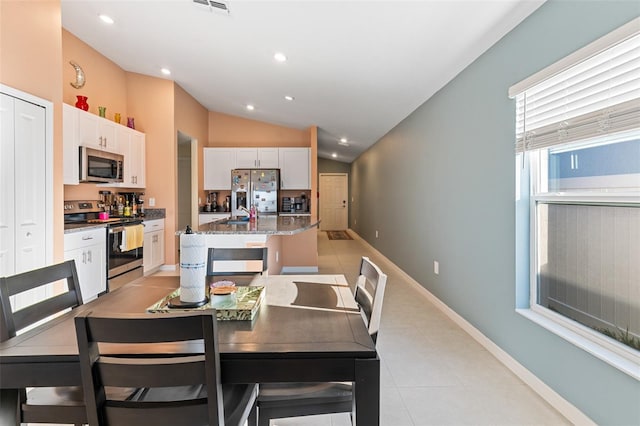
[69,61,86,89]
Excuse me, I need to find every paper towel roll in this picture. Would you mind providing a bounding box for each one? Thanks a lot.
[179,233,207,303]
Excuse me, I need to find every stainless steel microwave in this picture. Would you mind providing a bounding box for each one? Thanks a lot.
[79,146,124,183]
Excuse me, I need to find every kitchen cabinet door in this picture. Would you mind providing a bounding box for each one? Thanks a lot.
[77,108,119,153]
[143,219,165,275]
[236,148,279,168]
[204,148,235,189]
[279,148,311,189]
[64,228,106,303]
[127,130,146,188]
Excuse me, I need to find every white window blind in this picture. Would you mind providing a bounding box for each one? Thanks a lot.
[511,18,640,153]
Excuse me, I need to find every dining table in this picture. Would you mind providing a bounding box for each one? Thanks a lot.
[0,274,379,425]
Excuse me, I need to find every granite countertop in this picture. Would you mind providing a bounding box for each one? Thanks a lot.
[178,215,320,235]
[64,223,107,234]
[143,208,166,219]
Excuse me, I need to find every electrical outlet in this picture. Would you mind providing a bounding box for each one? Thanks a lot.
[434,260,439,275]
[375,230,379,238]
[149,197,156,207]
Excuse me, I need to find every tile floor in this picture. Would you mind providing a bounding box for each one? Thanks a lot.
[268,230,570,426]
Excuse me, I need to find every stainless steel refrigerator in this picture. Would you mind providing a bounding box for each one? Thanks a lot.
[231,169,280,216]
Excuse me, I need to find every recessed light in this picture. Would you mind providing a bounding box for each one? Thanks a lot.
[284,95,294,101]
[274,52,287,62]
[332,153,337,158]
[98,14,114,24]
[246,104,255,111]
[161,68,171,76]
[340,138,348,143]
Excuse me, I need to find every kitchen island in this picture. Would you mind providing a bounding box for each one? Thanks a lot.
[177,215,320,274]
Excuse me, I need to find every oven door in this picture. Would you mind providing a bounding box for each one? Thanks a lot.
[108,224,143,283]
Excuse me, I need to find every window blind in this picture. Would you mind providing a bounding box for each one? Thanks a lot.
[511,19,640,153]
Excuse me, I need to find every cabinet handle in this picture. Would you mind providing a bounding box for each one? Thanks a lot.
[82,251,87,264]
[103,137,107,147]
[82,236,93,240]
[99,136,103,147]
[87,250,92,263]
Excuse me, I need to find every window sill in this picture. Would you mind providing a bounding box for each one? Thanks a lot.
[516,308,640,380]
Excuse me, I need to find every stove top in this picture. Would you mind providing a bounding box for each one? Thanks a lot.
[64,200,143,227]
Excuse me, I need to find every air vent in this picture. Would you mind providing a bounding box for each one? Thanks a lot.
[193,0,230,14]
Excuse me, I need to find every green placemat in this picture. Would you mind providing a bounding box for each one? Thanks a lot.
[147,286,265,321]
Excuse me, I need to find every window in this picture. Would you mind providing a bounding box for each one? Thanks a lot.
[511,17,640,377]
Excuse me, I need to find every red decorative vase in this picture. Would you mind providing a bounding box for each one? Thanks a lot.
[75,95,89,111]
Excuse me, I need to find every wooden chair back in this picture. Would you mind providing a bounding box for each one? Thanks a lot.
[206,247,268,280]
[74,310,225,426]
[354,257,387,343]
[0,260,83,341]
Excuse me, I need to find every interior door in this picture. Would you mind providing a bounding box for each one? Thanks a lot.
[319,173,348,231]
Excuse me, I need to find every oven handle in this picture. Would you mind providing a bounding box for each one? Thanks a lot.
[109,223,144,234]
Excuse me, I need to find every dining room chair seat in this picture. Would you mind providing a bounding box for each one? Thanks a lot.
[0,260,87,425]
[256,256,387,426]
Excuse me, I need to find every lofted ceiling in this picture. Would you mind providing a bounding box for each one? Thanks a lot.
[61,0,545,163]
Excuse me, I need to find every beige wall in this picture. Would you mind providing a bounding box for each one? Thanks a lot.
[1,0,64,260]
[174,83,209,263]
[62,29,128,120]
[209,111,309,146]
[126,73,177,263]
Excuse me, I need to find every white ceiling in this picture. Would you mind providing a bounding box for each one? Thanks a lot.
[61,0,545,163]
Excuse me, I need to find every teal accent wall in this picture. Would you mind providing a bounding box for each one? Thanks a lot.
[350,1,640,424]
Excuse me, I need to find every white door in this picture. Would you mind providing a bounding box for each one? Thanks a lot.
[13,97,47,274]
[319,173,348,231]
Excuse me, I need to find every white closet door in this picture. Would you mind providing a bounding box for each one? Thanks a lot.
[13,97,46,274]
[0,94,16,276]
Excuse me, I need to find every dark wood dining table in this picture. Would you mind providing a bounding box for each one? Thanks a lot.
[0,274,379,425]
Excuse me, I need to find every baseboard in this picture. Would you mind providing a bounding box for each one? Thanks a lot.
[347,229,595,426]
[280,266,319,274]
[160,264,177,272]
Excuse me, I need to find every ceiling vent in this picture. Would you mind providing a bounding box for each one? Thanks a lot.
[193,0,230,14]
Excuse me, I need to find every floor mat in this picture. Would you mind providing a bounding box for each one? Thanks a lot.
[327,231,352,240]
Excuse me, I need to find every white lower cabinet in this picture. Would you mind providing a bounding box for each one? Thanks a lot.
[143,219,165,275]
[64,228,107,303]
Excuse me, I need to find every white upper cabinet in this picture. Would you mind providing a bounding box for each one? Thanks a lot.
[77,108,120,153]
[204,147,311,190]
[119,128,145,188]
[63,103,79,185]
[64,104,146,188]
[279,147,311,189]
[204,148,236,190]
[235,147,279,169]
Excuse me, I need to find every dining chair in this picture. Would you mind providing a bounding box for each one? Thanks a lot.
[206,247,268,286]
[0,260,87,425]
[255,256,387,426]
[74,310,258,426]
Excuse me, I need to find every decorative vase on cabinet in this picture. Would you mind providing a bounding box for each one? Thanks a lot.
[75,95,89,111]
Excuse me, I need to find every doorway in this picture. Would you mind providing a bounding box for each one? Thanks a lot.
[319,173,348,231]
[177,131,198,231]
